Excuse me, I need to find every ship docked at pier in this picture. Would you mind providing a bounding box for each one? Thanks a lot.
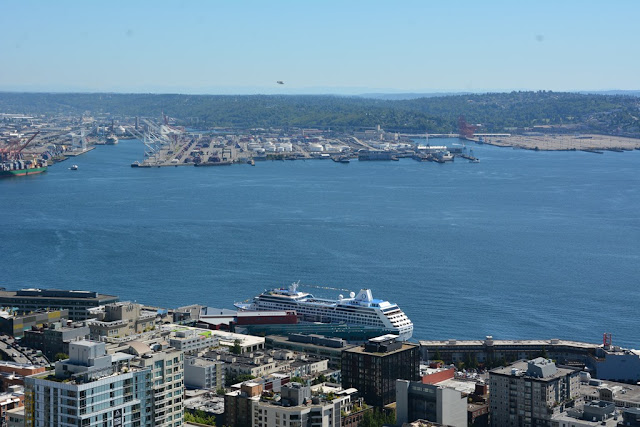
[235,282,413,340]
[0,159,47,178]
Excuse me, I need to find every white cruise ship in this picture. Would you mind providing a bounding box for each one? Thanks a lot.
[235,282,413,340]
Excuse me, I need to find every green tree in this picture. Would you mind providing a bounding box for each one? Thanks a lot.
[464,352,478,369]
[185,409,217,426]
[225,373,256,387]
[360,408,395,427]
[54,353,68,361]
[311,374,328,385]
[230,339,242,355]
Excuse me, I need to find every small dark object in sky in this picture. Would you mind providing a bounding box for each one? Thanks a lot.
[535,34,544,42]
[277,81,284,85]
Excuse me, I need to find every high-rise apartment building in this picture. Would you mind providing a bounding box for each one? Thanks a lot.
[24,341,153,427]
[341,335,420,407]
[129,343,184,427]
[489,358,580,427]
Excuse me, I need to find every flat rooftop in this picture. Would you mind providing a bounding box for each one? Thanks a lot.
[581,380,640,403]
[436,378,479,395]
[345,342,418,356]
[491,360,575,382]
[420,338,599,350]
[267,335,356,351]
[162,324,265,347]
[0,289,118,302]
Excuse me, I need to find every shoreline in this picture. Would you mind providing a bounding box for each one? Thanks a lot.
[465,134,640,151]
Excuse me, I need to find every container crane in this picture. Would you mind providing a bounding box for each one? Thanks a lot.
[1,131,40,161]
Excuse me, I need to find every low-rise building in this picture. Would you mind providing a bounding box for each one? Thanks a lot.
[22,321,90,360]
[551,400,620,427]
[206,348,329,385]
[6,406,24,427]
[0,288,118,321]
[266,334,356,369]
[185,356,225,390]
[0,362,46,391]
[169,329,219,353]
[87,302,156,339]
[580,378,640,409]
[620,407,640,426]
[421,335,640,384]
[0,309,68,338]
[251,382,352,427]
[162,325,264,354]
[0,386,24,426]
[592,345,640,384]
[184,391,224,427]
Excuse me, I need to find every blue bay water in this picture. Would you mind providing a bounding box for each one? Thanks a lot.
[1,140,639,347]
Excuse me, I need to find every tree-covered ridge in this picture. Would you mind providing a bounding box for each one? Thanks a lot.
[0,91,638,136]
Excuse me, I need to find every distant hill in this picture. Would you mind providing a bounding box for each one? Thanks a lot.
[578,90,640,97]
[0,91,638,136]
[357,92,474,100]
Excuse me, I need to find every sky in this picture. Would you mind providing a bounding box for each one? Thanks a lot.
[1,0,638,95]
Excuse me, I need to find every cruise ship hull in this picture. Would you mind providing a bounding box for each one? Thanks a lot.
[236,284,414,340]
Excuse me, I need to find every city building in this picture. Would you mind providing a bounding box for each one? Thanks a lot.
[206,348,329,382]
[184,356,225,390]
[22,322,90,360]
[0,386,25,427]
[591,343,640,384]
[24,341,154,427]
[421,336,598,368]
[0,362,46,391]
[0,289,118,321]
[162,325,265,354]
[196,307,298,331]
[341,335,420,407]
[126,341,184,427]
[580,377,640,409]
[619,407,640,426]
[184,391,224,427]
[224,382,262,427]
[266,333,356,369]
[86,302,157,340]
[250,382,353,427]
[6,406,25,427]
[550,400,620,427]
[489,358,581,427]
[421,335,640,383]
[0,309,68,338]
[396,379,468,427]
[168,328,219,353]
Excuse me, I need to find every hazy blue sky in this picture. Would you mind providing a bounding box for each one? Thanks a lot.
[1,0,638,94]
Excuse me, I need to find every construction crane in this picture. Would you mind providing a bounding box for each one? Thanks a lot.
[1,131,40,161]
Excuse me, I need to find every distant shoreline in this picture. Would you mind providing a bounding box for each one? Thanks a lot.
[466,134,640,152]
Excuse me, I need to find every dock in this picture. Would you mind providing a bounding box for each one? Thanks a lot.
[64,147,96,157]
